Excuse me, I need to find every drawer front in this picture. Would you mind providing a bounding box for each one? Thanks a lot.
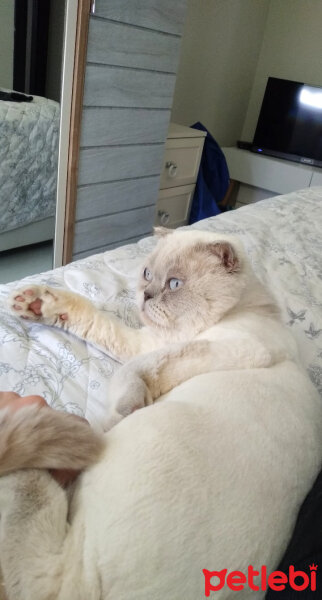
[160,138,205,189]
[155,184,195,228]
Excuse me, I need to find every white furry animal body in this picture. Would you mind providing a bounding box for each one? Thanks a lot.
[1,230,322,599]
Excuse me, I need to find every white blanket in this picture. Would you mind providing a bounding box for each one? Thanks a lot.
[0,186,321,428]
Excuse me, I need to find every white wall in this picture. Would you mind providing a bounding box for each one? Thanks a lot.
[0,0,14,89]
[171,0,270,147]
[242,0,322,141]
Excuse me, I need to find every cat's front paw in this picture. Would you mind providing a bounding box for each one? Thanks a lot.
[109,370,153,421]
[9,285,70,325]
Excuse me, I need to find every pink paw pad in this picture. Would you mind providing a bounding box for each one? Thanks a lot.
[13,304,23,311]
[60,313,68,321]
[24,290,35,297]
[14,296,25,302]
[29,299,42,316]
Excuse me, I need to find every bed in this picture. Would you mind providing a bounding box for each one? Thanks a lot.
[0,92,59,252]
[0,186,321,428]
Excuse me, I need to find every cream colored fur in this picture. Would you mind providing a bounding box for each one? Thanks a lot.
[0,405,104,475]
[1,230,322,599]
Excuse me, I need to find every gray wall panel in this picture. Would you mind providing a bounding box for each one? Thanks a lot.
[73,206,155,254]
[72,0,187,259]
[80,108,170,146]
[87,19,181,72]
[73,233,151,261]
[94,0,186,35]
[83,65,176,108]
[78,144,164,186]
[76,176,160,221]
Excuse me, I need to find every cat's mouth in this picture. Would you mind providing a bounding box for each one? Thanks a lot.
[140,301,170,329]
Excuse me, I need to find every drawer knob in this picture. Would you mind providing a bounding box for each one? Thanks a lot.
[165,161,178,178]
[158,210,170,225]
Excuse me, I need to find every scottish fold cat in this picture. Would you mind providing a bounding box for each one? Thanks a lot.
[0,228,321,600]
[9,229,295,427]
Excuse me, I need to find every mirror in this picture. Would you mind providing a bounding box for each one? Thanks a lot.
[0,0,66,283]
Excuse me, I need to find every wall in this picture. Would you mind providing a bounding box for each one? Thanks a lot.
[242,0,322,141]
[72,0,187,260]
[0,0,14,89]
[45,0,66,102]
[171,0,269,147]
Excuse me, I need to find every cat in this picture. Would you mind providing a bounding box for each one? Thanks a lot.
[9,228,297,426]
[0,228,321,600]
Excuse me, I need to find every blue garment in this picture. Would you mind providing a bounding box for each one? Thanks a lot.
[189,122,230,224]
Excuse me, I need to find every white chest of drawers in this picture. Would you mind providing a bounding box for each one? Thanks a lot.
[155,123,206,228]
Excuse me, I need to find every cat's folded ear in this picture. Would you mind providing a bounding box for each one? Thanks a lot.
[197,241,240,273]
[153,227,173,238]
[210,241,240,272]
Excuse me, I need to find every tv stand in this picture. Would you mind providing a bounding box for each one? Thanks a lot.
[222,148,322,205]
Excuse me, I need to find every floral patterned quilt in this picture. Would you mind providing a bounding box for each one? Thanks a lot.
[0,186,321,428]
[0,92,59,233]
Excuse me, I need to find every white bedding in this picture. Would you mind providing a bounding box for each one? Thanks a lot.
[0,93,59,234]
[0,186,321,428]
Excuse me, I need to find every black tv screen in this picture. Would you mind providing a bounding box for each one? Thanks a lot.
[252,77,322,167]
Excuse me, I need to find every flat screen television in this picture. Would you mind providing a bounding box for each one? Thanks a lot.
[251,77,322,167]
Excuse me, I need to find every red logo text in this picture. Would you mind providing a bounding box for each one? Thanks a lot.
[203,564,317,596]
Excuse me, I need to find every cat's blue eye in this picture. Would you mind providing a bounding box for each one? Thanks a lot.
[144,267,152,281]
[169,278,183,291]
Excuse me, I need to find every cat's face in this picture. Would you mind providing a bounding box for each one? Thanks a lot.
[137,230,247,335]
